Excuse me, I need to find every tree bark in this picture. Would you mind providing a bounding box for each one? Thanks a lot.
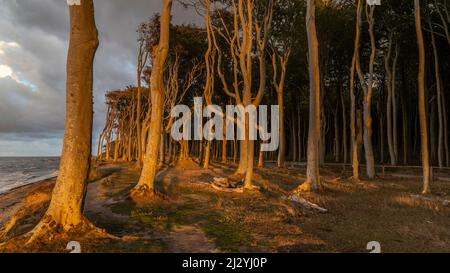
[350,0,362,180]
[415,0,431,194]
[29,0,99,237]
[133,0,172,198]
[296,0,321,192]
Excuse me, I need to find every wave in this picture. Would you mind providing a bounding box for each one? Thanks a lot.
[0,157,60,194]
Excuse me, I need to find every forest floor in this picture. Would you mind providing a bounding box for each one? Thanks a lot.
[1,159,450,253]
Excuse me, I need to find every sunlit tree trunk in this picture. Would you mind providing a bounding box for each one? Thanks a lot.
[133,0,172,199]
[350,0,362,180]
[28,0,99,239]
[296,0,321,192]
[415,0,431,194]
[360,4,377,179]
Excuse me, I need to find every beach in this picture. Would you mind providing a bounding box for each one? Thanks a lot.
[1,160,450,253]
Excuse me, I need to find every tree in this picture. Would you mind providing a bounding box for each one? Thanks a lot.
[415,0,431,194]
[271,48,291,168]
[136,23,151,167]
[27,0,99,241]
[296,0,321,192]
[132,0,173,200]
[355,1,377,179]
[350,0,363,180]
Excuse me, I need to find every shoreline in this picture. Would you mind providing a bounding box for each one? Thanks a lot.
[0,177,56,227]
[0,175,58,197]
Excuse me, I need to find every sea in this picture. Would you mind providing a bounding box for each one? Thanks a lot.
[0,157,60,194]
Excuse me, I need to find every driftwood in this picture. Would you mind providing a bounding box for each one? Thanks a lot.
[287,195,328,213]
[211,177,244,193]
[409,194,450,207]
[211,184,244,193]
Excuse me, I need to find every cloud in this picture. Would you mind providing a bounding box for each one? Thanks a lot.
[0,0,201,156]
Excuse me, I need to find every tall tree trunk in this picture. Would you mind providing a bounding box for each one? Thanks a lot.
[415,0,431,194]
[350,0,362,180]
[362,4,377,179]
[277,90,286,167]
[298,109,303,162]
[392,44,399,163]
[222,116,227,162]
[334,101,340,162]
[296,0,321,192]
[385,32,396,165]
[258,141,265,168]
[293,117,298,162]
[341,88,348,164]
[29,0,99,239]
[133,0,173,199]
[429,18,444,168]
[203,140,211,168]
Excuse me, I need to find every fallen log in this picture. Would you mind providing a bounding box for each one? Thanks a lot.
[211,184,244,193]
[287,195,328,213]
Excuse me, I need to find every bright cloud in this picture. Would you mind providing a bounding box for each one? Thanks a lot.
[0,64,13,78]
[0,41,20,55]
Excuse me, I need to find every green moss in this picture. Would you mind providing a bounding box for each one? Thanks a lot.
[201,212,252,252]
[109,200,136,216]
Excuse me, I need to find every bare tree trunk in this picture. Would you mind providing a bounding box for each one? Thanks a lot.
[385,32,396,165]
[277,90,286,167]
[341,88,348,164]
[415,0,431,194]
[296,0,321,192]
[222,116,227,162]
[334,101,340,162]
[361,4,376,179]
[429,18,444,168]
[293,117,298,162]
[392,44,399,163]
[203,140,211,168]
[350,0,362,180]
[258,141,265,168]
[133,0,172,199]
[29,0,99,239]
[401,89,409,165]
[442,88,449,167]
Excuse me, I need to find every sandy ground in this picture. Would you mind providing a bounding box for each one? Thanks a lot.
[1,159,450,253]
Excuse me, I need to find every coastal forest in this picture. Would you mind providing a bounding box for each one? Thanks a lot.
[1,0,450,253]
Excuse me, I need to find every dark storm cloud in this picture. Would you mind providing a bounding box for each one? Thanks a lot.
[0,0,202,156]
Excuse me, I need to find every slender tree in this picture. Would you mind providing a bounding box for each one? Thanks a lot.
[133,0,173,199]
[415,0,431,194]
[27,0,99,241]
[296,0,321,192]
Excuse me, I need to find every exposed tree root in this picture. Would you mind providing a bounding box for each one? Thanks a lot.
[0,216,118,252]
[130,184,168,204]
[229,173,245,181]
[0,216,18,241]
[349,176,361,183]
[25,216,116,245]
[294,178,324,194]
[243,184,261,192]
[294,182,312,193]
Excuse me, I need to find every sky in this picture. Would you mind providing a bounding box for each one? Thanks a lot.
[0,0,201,157]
